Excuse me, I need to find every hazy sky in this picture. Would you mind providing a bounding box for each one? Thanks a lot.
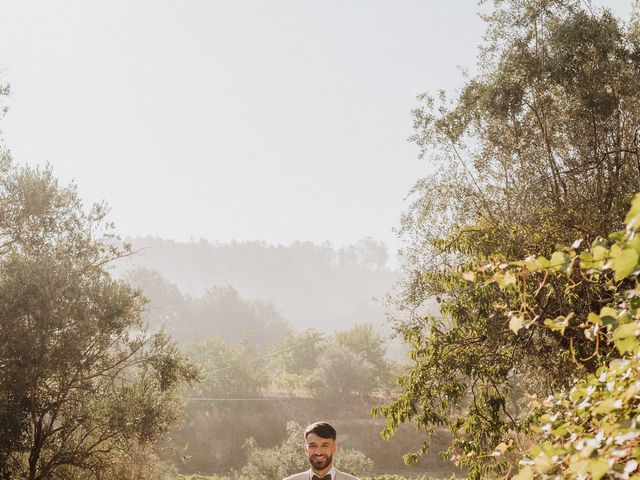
[0,1,634,259]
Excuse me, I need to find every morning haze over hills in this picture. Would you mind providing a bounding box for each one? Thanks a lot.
[117,236,401,346]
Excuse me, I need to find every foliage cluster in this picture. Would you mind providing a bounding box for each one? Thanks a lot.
[174,474,449,480]
[483,194,640,479]
[0,157,198,479]
[377,0,640,478]
[271,325,394,397]
[364,476,447,480]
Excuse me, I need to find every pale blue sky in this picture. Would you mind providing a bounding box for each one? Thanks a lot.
[0,1,634,260]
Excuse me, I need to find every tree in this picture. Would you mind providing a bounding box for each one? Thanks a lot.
[317,325,393,399]
[168,336,281,474]
[0,158,198,479]
[377,1,640,478]
[338,238,389,270]
[403,0,640,263]
[124,267,188,334]
[269,329,328,392]
[477,195,640,478]
[335,324,389,374]
[184,336,269,400]
[270,326,393,398]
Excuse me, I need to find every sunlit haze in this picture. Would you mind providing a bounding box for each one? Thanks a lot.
[0,1,633,262]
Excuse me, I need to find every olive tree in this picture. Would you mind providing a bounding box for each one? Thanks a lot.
[0,156,198,479]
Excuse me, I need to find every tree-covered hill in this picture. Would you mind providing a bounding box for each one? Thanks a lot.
[117,237,400,332]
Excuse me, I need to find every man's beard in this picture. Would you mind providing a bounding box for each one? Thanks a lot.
[309,453,332,471]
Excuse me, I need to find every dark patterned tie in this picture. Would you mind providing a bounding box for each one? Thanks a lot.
[312,475,331,480]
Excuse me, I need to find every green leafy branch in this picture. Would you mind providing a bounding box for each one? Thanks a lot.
[463,194,640,479]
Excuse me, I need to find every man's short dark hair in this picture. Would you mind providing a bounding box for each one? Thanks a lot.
[304,421,336,440]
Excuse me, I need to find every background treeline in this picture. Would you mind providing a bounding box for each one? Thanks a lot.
[124,267,290,346]
[118,237,399,332]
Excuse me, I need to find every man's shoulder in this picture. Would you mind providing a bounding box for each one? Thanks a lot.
[335,470,360,480]
[282,469,360,480]
[283,472,308,480]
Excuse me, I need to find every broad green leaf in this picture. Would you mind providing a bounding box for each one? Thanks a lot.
[570,385,586,402]
[613,322,640,354]
[628,235,640,255]
[624,380,640,401]
[529,445,542,457]
[512,466,533,480]
[551,422,570,437]
[625,192,640,227]
[549,251,570,272]
[592,245,609,262]
[544,314,571,335]
[589,459,610,480]
[523,256,539,271]
[503,271,516,287]
[569,459,591,477]
[536,256,549,270]
[587,312,602,325]
[593,397,622,414]
[613,248,639,281]
[532,450,554,473]
[610,230,627,241]
[610,243,623,258]
[580,250,596,269]
[599,307,619,328]
[495,271,516,289]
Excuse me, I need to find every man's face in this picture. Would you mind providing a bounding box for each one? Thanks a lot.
[304,433,337,471]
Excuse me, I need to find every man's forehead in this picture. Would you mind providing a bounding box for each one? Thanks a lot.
[305,433,335,444]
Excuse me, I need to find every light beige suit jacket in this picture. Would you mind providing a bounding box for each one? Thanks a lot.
[283,469,360,480]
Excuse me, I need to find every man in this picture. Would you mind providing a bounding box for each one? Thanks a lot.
[283,421,360,480]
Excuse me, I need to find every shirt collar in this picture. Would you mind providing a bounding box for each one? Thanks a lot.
[309,465,336,480]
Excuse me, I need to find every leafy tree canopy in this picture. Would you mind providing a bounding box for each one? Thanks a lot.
[270,326,394,398]
[377,0,640,478]
[0,156,198,479]
[475,194,640,479]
